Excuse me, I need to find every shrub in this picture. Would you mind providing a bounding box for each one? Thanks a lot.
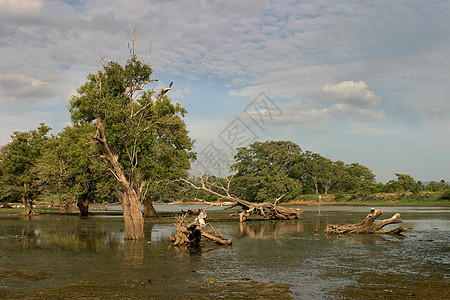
[440,189,450,200]
[333,192,347,202]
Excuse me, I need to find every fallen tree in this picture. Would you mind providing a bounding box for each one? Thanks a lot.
[168,209,232,246]
[180,175,303,222]
[324,208,407,234]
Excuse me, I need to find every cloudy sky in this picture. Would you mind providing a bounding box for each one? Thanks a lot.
[1,0,449,183]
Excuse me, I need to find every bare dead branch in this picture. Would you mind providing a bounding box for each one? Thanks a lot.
[179,175,302,222]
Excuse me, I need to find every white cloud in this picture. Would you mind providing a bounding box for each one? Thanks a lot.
[316,81,381,108]
[0,0,449,182]
[0,73,57,102]
[339,128,400,136]
[171,88,191,101]
[0,109,63,146]
[242,80,386,133]
[213,0,268,15]
[328,103,386,121]
[0,0,44,17]
[423,102,450,116]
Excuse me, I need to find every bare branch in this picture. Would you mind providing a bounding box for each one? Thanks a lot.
[179,175,302,222]
[108,168,120,182]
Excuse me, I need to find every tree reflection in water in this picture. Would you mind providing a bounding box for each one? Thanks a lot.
[238,221,305,239]
[124,240,144,266]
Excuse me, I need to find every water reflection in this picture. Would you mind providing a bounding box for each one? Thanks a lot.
[238,221,305,238]
[124,240,144,266]
[18,223,38,249]
[1,207,449,299]
[7,217,179,255]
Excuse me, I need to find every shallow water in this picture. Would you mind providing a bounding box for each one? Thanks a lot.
[0,206,449,299]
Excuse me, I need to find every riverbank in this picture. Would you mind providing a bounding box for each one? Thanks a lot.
[287,191,450,207]
[171,191,449,207]
[1,191,448,216]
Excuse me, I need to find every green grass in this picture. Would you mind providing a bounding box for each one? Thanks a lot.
[294,191,449,206]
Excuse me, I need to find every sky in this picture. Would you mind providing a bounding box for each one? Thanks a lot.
[0,0,449,183]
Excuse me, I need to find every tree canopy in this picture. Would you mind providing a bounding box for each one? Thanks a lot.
[34,123,116,214]
[0,123,51,214]
[229,140,380,202]
[232,141,303,202]
[68,37,195,238]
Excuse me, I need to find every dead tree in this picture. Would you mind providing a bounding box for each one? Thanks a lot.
[168,209,232,246]
[324,208,407,234]
[180,175,303,222]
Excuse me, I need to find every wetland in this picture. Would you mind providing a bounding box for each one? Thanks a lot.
[0,205,449,299]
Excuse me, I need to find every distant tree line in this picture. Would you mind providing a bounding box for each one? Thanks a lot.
[189,140,450,203]
[1,129,449,209]
[0,123,116,213]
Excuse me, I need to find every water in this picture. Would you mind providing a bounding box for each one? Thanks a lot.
[0,206,448,299]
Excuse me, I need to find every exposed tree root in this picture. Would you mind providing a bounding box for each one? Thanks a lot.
[324,208,407,234]
[168,209,232,246]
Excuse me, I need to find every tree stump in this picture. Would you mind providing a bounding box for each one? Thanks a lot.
[324,208,407,234]
[168,209,232,246]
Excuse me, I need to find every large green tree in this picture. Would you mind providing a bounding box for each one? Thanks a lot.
[69,37,195,239]
[232,141,302,202]
[385,173,422,193]
[343,163,376,193]
[292,151,328,194]
[35,124,116,215]
[0,123,51,214]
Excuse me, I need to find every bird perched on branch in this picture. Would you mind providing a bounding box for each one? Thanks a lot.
[160,81,173,95]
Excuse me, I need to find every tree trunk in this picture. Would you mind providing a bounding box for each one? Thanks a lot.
[122,192,144,240]
[77,195,90,217]
[95,117,144,239]
[313,177,319,194]
[143,196,158,218]
[21,197,35,215]
[20,183,35,215]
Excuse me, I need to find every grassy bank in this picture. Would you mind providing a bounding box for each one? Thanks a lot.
[289,191,450,207]
[1,191,448,216]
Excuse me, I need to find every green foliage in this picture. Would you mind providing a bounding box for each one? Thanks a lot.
[370,183,386,193]
[333,192,348,202]
[0,123,51,203]
[385,173,423,193]
[340,163,376,193]
[34,124,116,205]
[440,189,450,200]
[232,141,302,202]
[291,150,376,195]
[426,180,448,192]
[68,52,195,200]
[229,140,379,201]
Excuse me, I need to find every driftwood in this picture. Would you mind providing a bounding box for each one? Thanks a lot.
[180,176,303,222]
[324,208,407,234]
[168,209,232,246]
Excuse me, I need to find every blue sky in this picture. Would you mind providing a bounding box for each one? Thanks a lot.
[0,0,449,183]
